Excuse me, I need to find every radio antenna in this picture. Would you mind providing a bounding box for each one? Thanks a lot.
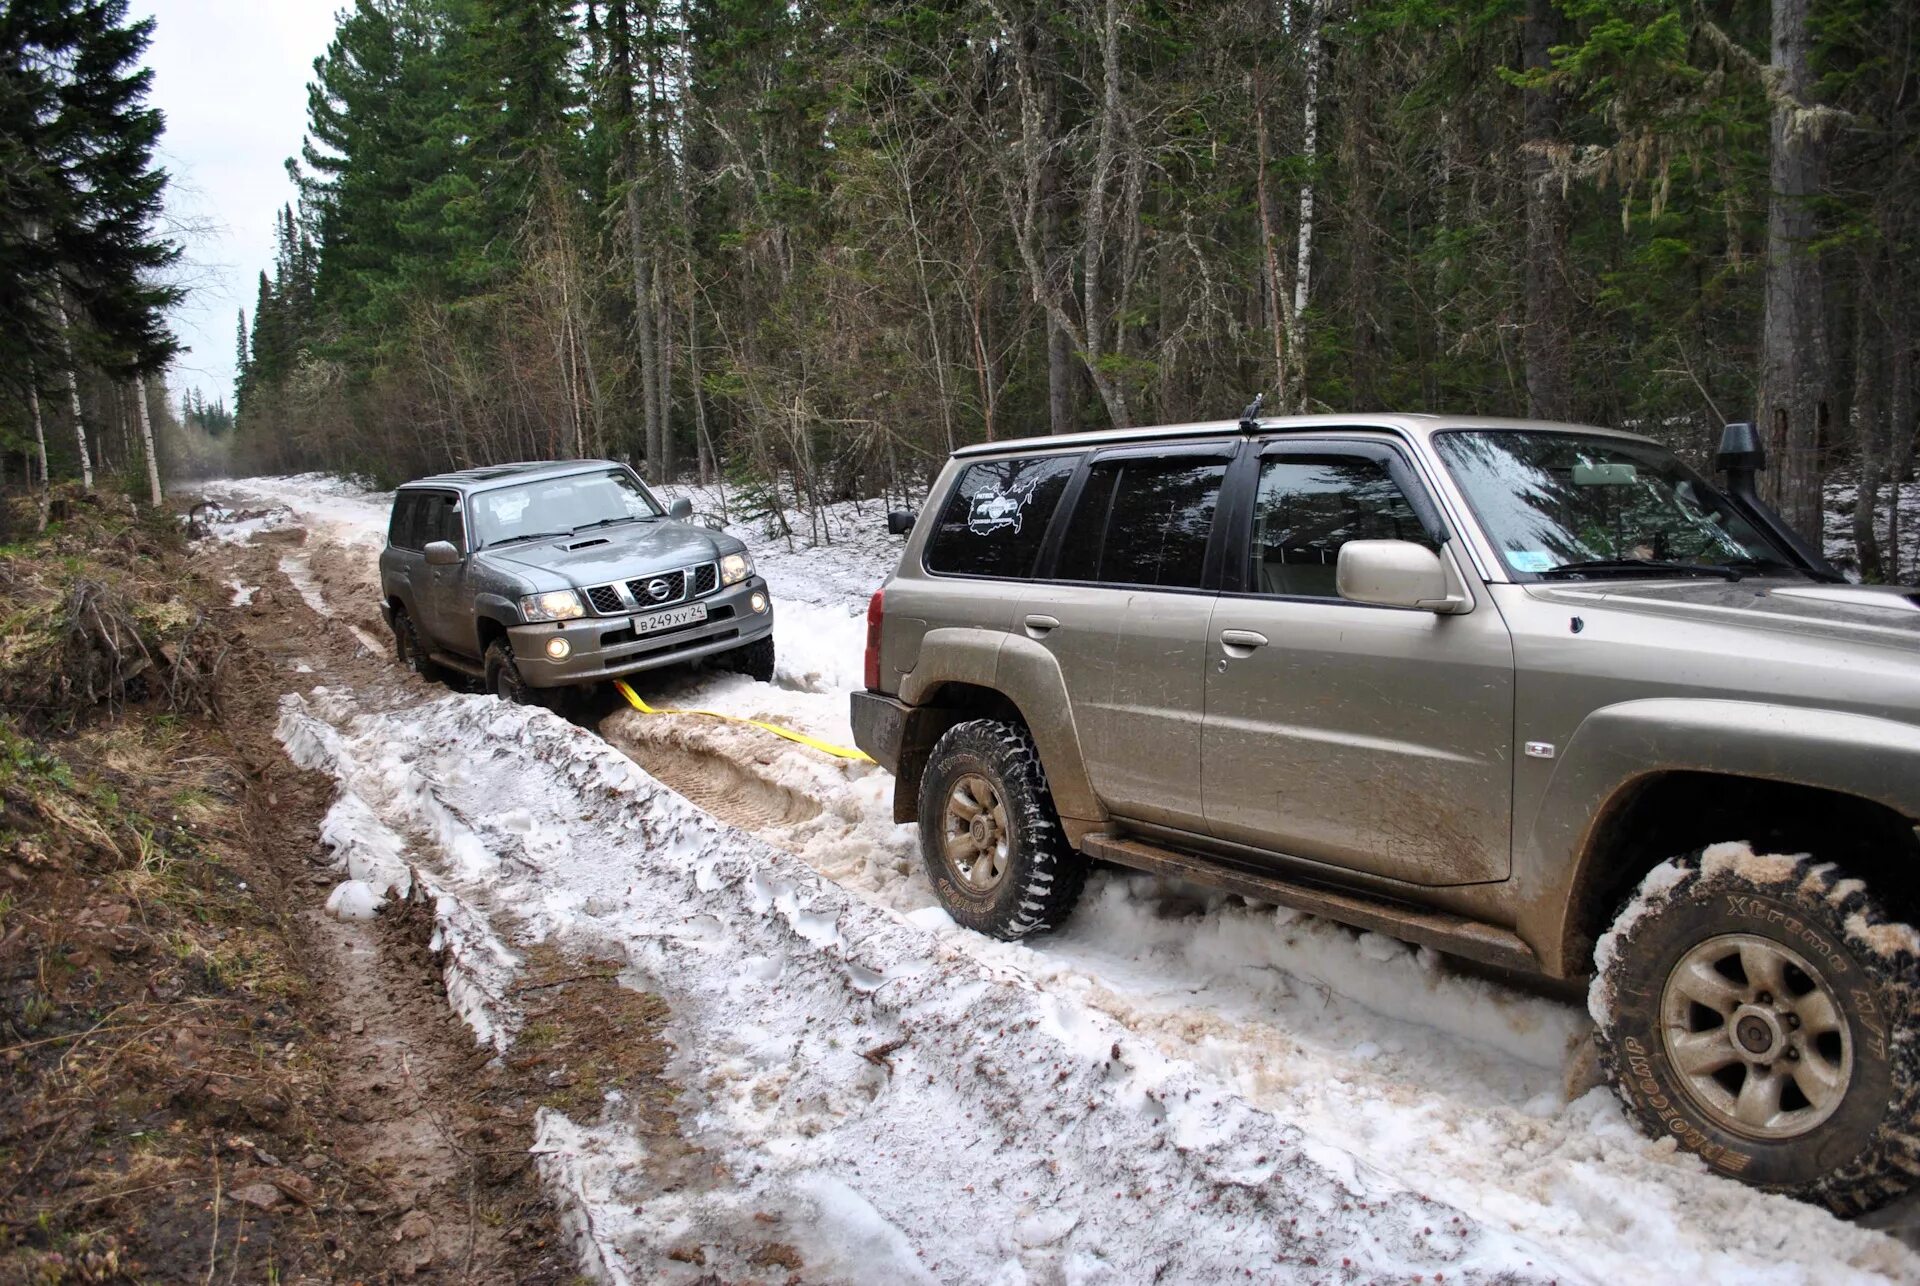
[1238,392,1265,432]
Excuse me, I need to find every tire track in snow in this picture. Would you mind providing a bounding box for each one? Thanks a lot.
[280,684,1579,1283]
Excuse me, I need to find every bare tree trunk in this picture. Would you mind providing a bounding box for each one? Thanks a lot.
[1888,295,1915,582]
[1076,0,1132,428]
[1851,274,1886,581]
[135,374,162,507]
[28,371,48,487]
[1522,0,1573,420]
[1756,0,1832,540]
[58,307,94,491]
[633,231,660,469]
[1039,29,1075,437]
[614,2,661,471]
[1287,3,1322,412]
[657,289,674,477]
[1253,63,1290,403]
[1047,323,1075,434]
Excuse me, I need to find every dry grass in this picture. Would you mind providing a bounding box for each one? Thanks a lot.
[0,486,228,731]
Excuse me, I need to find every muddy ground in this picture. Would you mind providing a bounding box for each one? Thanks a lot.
[0,501,732,1283]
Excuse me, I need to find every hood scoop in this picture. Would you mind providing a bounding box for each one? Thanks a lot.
[564,537,610,552]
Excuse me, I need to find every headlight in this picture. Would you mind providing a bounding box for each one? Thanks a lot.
[520,590,585,621]
[720,552,753,586]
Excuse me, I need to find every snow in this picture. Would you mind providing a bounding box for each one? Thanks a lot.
[281,685,1574,1283]
[324,879,385,920]
[1824,469,1920,583]
[208,471,1920,1284]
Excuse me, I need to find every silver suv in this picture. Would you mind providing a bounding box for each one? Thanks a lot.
[378,460,773,701]
[852,413,1920,1215]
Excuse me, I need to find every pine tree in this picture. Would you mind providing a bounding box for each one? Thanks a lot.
[0,0,180,393]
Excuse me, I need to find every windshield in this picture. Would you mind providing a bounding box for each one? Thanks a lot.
[470,468,660,547]
[1432,430,1798,580]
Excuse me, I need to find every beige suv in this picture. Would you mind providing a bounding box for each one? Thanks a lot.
[852,413,1920,1215]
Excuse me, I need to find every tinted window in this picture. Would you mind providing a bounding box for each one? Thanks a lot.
[1250,455,1436,598]
[414,491,464,549]
[1057,457,1226,589]
[417,493,447,546]
[389,493,425,551]
[924,454,1079,579]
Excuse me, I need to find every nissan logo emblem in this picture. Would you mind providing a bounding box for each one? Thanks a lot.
[645,578,672,602]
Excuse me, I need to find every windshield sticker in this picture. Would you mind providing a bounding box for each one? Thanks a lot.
[967,476,1041,536]
[1506,549,1555,573]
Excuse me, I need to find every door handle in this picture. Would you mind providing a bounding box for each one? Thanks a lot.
[1219,629,1268,657]
[1024,614,1061,637]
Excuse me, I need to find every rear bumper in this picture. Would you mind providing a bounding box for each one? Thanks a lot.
[850,690,911,773]
[508,579,773,688]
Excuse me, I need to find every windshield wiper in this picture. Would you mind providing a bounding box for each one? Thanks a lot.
[571,515,651,533]
[1538,558,1741,581]
[486,530,572,548]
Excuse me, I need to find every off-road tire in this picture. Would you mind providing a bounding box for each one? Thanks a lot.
[723,634,776,683]
[916,719,1087,940]
[391,606,440,681]
[1590,847,1920,1216]
[484,639,545,708]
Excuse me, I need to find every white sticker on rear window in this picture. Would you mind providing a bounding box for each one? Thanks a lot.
[1506,550,1554,573]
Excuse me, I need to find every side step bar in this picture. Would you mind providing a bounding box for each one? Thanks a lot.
[1080,833,1539,975]
[428,651,486,679]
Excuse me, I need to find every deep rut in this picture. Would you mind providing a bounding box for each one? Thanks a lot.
[612,728,824,834]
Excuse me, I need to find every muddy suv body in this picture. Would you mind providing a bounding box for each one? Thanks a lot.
[853,413,1920,1213]
[378,460,774,699]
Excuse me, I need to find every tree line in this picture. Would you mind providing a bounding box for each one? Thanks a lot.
[5,2,1913,580]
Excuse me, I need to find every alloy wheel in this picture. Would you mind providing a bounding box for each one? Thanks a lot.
[942,772,1011,892]
[1659,932,1852,1139]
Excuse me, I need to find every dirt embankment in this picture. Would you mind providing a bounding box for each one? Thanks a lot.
[0,490,671,1282]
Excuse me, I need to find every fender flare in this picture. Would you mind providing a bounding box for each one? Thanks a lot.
[899,628,1107,825]
[1531,698,1920,973]
[468,594,521,658]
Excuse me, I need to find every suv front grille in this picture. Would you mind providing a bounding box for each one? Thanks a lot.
[582,561,720,616]
[627,569,687,607]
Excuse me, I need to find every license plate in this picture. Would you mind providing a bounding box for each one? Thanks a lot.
[632,601,707,635]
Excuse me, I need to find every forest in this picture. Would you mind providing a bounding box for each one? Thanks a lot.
[3,1,1918,579]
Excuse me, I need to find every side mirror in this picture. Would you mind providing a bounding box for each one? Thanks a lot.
[886,509,917,536]
[1337,540,1456,612]
[668,497,694,521]
[424,540,462,566]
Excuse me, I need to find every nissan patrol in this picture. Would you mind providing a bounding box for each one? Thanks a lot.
[852,413,1920,1214]
[379,460,774,701]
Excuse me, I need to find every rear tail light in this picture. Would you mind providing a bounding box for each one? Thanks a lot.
[863,588,885,690]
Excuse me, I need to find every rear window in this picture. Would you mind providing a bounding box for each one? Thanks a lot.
[1056,457,1227,589]
[392,490,462,551]
[924,454,1080,579]
[389,493,426,550]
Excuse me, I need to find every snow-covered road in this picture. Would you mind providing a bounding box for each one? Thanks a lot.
[201,472,1920,1283]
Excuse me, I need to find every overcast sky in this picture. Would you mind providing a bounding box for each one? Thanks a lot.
[138,1,340,407]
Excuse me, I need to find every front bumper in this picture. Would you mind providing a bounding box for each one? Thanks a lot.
[508,578,773,688]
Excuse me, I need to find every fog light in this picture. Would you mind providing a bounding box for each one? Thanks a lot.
[545,636,572,660]
[750,591,768,613]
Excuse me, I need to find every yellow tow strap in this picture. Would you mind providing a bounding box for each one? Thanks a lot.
[612,679,875,762]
